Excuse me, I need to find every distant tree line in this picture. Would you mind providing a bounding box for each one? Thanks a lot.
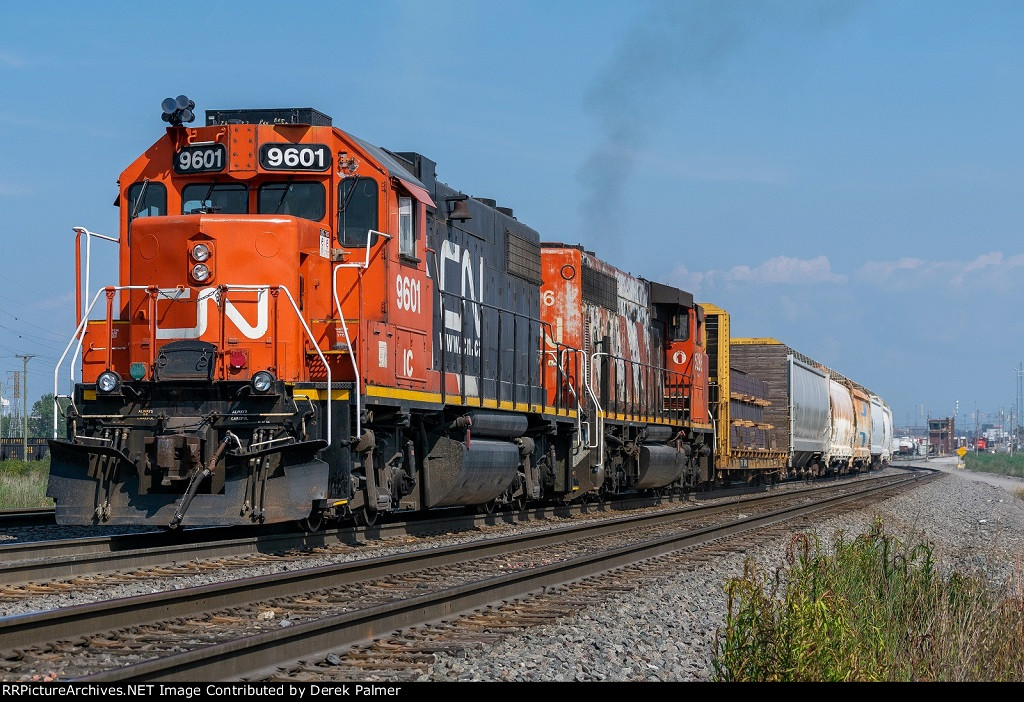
[0,393,67,440]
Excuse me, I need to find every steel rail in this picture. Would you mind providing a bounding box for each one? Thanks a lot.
[0,507,55,528]
[0,470,915,586]
[0,494,691,585]
[0,472,926,678]
[83,471,928,682]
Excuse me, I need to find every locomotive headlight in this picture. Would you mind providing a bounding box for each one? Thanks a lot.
[251,371,275,393]
[191,243,211,262]
[191,263,211,282]
[97,370,122,394]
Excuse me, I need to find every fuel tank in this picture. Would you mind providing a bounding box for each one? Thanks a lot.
[632,443,686,490]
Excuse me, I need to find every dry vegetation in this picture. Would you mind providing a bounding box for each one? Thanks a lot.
[714,520,1024,681]
[0,458,53,509]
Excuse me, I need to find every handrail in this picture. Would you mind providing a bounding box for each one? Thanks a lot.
[588,351,608,468]
[217,284,332,447]
[54,283,333,447]
[436,284,554,409]
[337,229,391,271]
[72,227,119,330]
[587,349,691,470]
[54,285,155,439]
[545,347,584,447]
[54,286,108,438]
[331,228,392,442]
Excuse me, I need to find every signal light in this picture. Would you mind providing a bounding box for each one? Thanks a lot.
[161,94,196,127]
[129,363,147,381]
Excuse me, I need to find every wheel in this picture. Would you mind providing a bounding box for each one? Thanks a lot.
[512,491,527,512]
[512,475,528,512]
[354,506,378,527]
[476,500,497,515]
[298,512,324,533]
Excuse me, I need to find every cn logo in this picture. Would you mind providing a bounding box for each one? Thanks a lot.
[155,287,269,340]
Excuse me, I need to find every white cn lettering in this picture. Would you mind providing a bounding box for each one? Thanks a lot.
[439,240,482,335]
[155,287,269,340]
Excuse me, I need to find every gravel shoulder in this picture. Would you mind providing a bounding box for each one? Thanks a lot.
[423,465,1024,681]
[928,454,1024,493]
[6,467,1019,682]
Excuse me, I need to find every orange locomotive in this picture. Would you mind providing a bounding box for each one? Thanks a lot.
[49,99,713,528]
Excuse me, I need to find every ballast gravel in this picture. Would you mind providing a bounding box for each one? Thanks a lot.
[5,460,1021,683]
[0,468,894,617]
[423,458,1024,681]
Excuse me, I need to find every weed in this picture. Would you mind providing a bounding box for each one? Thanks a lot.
[713,519,1024,681]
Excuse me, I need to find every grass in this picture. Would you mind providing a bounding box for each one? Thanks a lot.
[963,452,1024,479]
[713,519,1024,681]
[0,458,54,509]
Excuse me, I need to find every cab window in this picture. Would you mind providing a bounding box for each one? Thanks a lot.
[398,195,415,257]
[670,312,690,342]
[127,181,167,220]
[182,183,247,214]
[258,182,326,221]
[338,177,379,247]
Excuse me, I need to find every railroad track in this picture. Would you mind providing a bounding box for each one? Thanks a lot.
[0,507,54,529]
[0,468,935,682]
[0,467,891,590]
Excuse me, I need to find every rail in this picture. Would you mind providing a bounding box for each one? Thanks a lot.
[53,284,333,447]
[331,229,392,441]
[545,345,585,445]
[0,471,926,680]
[587,350,691,467]
[445,292,567,413]
[72,226,119,330]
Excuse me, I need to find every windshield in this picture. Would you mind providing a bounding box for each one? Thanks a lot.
[258,182,325,222]
[182,183,248,214]
[128,181,167,220]
[338,177,379,246]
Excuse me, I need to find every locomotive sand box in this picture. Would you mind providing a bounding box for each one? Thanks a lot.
[48,101,891,528]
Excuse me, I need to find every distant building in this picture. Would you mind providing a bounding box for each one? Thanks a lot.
[928,417,955,455]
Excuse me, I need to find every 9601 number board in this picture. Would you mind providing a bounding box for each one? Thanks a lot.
[259,143,331,171]
[174,144,227,174]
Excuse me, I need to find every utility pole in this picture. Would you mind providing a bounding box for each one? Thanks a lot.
[1011,366,1019,454]
[975,401,980,452]
[953,400,959,455]
[15,355,34,461]
[11,372,19,442]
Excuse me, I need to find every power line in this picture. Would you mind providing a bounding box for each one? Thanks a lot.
[0,271,61,300]
[0,323,66,352]
[0,289,75,317]
[0,308,70,341]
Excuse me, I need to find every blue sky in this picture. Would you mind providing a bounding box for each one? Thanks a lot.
[1,0,1022,433]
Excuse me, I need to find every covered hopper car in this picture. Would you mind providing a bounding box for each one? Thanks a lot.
[725,337,893,477]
